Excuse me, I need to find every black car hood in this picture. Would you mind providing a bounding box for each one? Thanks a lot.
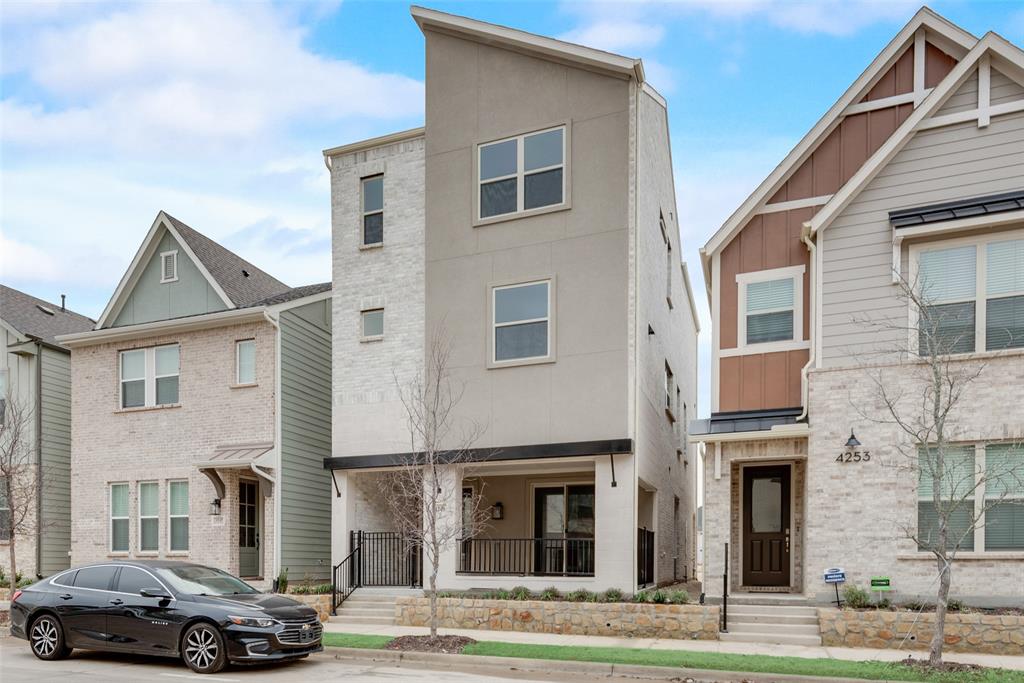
[194,592,317,619]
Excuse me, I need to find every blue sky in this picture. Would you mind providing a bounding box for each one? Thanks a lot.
[2,0,1022,415]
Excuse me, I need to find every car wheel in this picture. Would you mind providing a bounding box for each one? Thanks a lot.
[30,614,71,661]
[182,623,228,674]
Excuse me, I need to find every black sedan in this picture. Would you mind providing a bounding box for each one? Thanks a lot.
[9,560,322,674]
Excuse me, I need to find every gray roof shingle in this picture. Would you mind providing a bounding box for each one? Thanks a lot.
[0,285,95,346]
[245,282,331,308]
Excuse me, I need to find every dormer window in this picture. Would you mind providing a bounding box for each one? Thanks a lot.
[161,250,178,283]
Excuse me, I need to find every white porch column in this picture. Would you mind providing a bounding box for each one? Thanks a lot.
[595,452,636,591]
[330,470,356,568]
[434,464,461,591]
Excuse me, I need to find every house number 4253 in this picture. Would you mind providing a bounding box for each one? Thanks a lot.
[836,451,871,463]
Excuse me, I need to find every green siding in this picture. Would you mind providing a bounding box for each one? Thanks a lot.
[39,347,72,575]
[279,299,332,581]
[112,230,227,327]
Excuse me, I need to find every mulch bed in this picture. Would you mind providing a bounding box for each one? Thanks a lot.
[385,635,477,654]
[899,656,988,675]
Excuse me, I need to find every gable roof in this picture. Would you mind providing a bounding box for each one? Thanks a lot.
[95,211,293,329]
[699,7,977,286]
[0,285,94,347]
[809,31,1024,235]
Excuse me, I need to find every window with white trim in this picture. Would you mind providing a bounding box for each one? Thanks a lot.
[0,480,9,541]
[478,126,565,220]
[661,215,673,308]
[917,445,975,552]
[111,483,129,553]
[984,443,1024,550]
[361,308,384,340]
[492,281,551,363]
[664,362,675,418]
[736,267,804,348]
[139,481,159,552]
[914,232,1024,355]
[120,344,179,408]
[169,480,189,552]
[361,175,383,246]
[236,339,256,385]
[160,251,178,283]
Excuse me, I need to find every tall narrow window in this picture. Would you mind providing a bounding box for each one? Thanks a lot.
[984,443,1024,550]
[492,281,550,362]
[236,339,256,384]
[745,278,795,344]
[917,446,975,551]
[0,480,9,541]
[160,251,178,283]
[917,245,977,355]
[664,363,675,414]
[478,126,565,220]
[661,216,673,308]
[111,483,129,553]
[985,238,1024,351]
[155,345,179,405]
[120,349,146,408]
[361,175,384,246]
[361,308,384,340]
[139,482,159,552]
[169,480,189,552]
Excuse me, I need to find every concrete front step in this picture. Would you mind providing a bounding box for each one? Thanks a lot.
[328,614,396,626]
[341,599,398,609]
[335,607,396,618]
[720,630,823,646]
[725,621,821,636]
[726,611,819,625]
[714,594,814,607]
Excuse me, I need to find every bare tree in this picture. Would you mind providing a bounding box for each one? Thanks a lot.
[0,390,41,590]
[377,332,491,638]
[853,272,1023,667]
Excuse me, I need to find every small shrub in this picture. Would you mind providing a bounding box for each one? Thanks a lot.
[312,583,334,595]
[290,585,309,595]
[493,589,512,600]
[874,598,891,610]
[602,588,624,603]
[650,589,668,604]
[539,586,560,601]
[510,586,532,601]
[669,590,690,605]
[567,588,593,602]
[633,591,651,603]
[277,567,289,594]
[842,585,872,609]
[947,599,967,613]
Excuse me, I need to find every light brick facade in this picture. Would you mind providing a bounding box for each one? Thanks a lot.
[70,320,277,586]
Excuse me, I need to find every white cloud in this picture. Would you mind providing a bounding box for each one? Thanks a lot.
[559,20,665,54]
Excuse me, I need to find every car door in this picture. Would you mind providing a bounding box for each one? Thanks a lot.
[54,565,118,648]
[106,566,185,654]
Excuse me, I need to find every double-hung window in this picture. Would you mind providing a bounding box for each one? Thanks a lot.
[917,446,976,551]
[478,126,565,220]
[917,245,977,354]
[139,482,159,552]
[169,480,189,552]
[236,339,256,385]
[0,480,9,541]
[361,175,383,246]
[120,344,179,408]
[984,443,1024,550]
[492,281,551,364]
[984,238,1024,350]
[737,266,804,348]
[111,483,129,553]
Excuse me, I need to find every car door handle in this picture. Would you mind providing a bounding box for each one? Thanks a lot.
[108,598,124,605]
[59,594,73,600]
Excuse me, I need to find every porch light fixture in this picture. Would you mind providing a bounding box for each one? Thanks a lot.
[845,431,861,449]
[209,498,222,516]
[491,502,504,520]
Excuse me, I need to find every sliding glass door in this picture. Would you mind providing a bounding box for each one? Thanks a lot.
[533,484,595,575]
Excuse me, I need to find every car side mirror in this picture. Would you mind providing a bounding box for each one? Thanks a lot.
[140,587,172,600]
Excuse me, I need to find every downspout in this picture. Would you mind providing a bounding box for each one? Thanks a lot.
[263,310,282,581]
[631,78,642,590]
[798,224,816,422]
[35,342,43,578]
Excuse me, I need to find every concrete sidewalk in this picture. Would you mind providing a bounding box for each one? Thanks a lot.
[323,622,1024,671]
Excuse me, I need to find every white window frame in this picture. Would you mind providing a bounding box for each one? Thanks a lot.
[661,215,674,309]
[168,479,189,553]
[360,308,384,342]
[908,228,1024,356]
[731,265,807,356]
[664,362,676,421]
[110,483,129,554]
[160,250,178,283]
[119,344,180,409]
[235,339,256,385]
[489,278,555,368]
[360,174,384,248]
[138,481,159,553]
[475,124,569,225]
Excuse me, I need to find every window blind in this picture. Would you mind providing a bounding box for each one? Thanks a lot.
[986,239,1024,296]
[985,444,1024,550]
[746,278,794,344]
[919,245,976,303]
[746,278,793,312]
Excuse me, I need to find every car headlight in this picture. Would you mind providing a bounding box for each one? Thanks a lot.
[228,615,277,628]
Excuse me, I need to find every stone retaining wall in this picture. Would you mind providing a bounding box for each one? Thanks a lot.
[818,608,1024,656]
[288,594,332,622]
[396,596,719,640]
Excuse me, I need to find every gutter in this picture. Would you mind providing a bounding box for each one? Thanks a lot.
[798,224,816,422]
[56,308,266,348]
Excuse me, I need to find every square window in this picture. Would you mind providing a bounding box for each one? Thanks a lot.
[477,126,566,221]
[745,278,795,344]
[361,308,384,339]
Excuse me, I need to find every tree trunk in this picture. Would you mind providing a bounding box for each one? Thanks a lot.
[930,553,951,667]
[428,566,438,639]
[8,526,16,592]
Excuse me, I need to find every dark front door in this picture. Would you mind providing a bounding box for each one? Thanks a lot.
[239,480,260,578]
[742,465,791,587]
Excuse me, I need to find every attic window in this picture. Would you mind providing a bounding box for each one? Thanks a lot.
[36,304,55,316]
[160,251,178,283]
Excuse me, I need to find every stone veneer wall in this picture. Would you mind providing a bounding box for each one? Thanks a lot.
[289,594,332,623]
[818,608,1024,656]
[396,596,719,640]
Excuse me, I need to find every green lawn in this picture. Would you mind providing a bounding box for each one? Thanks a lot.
[321,632,1024,683]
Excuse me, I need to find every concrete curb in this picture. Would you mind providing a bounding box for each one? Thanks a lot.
[327,646,884,683]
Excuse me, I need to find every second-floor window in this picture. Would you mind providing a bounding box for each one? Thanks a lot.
[492,280,551,363]
[361,308,384,340]
[739,269,801,346]
[361,175,384,246]
[120,344,180,409]
[915,233,1024,355]
[478,126,565,220]
[236,339,256,384]
[664,363,675,420]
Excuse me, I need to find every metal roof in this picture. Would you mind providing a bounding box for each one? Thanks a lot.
[689,407,803,437]
[890,190,1024,228]
[195,443,274,470]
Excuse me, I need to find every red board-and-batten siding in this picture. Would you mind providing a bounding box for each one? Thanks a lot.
[717,43,957,414]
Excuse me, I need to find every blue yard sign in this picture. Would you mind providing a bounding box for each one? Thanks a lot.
[823,567,846,584]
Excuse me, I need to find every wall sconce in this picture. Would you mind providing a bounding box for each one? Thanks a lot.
[491,502,504,520]
[845,430,861,449]
[209,498,222,516]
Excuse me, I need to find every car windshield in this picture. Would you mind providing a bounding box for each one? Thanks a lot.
[157,565,261,596]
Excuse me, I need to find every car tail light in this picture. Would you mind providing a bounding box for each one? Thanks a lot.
[11,590,23,603]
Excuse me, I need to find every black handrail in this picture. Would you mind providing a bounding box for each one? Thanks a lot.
[331,544,360,615]
[721,542,729,632]
[457,537,595,577]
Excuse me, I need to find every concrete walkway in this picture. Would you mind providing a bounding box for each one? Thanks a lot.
[323,622,1024,671]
